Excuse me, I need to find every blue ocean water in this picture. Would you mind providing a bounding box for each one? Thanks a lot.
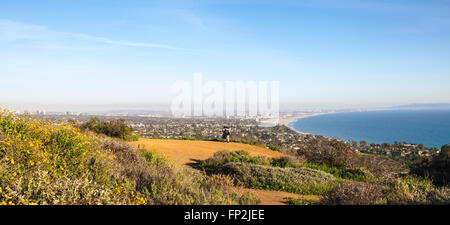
[290,110,450,148]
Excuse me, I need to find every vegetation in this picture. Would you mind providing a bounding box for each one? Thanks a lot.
[3,110,448,205]
[284,197,320,205]
[221,162,336,195]
[79,117,136,141]
[0,110,257,205]
[384,176,450,205]
[410,144,450,186]
[320,182,387,205]
[197,151,336,195]
[301,163,377,182]
[297,138,407,179]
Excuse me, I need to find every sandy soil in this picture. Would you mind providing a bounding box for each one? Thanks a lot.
[129,139,319,205]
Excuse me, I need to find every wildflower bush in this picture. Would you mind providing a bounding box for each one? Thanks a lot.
[0,110,257,205]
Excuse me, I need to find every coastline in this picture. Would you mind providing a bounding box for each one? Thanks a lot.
[279,108,385,134]
[278,111,337,135]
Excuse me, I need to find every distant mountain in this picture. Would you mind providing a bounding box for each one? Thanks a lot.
[393,103,450,110]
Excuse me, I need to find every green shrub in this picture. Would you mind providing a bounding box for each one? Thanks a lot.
[302,163,377,182]
[197,150,300,172]
[384,175,450,205]
[130,134,140,142]
[221,162,337,195]
[79,117,135,141]
[197,150,272,172]
[268,145,281,152]
[285,197,320,205]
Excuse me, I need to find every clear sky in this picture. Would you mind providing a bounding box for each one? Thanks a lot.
[1,0,450,111]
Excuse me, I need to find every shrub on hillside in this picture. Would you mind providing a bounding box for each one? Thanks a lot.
[320,182,387,205]
[302,163,377,182]
[298,138,406,180]
[220,162,337,195]
[197,150,271,173]
[79,117,135,141]
[0,111,140,205]
[352,154,407,180]
[410,144,450,186]
[299,138,357,168]
[197,150,300,173]
[384,175,450,205]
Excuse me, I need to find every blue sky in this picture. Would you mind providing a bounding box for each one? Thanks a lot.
[1,0,450,111]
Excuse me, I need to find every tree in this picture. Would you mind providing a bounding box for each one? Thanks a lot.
[80,118,134,141]
[410,144,450,186]
[360,140,367,147]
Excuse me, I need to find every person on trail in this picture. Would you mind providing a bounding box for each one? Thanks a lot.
[222,126,230,143]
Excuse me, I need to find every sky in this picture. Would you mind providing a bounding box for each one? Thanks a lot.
[1,0,450,112]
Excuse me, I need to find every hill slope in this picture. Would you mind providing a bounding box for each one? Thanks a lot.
[130,139,319,205]
[0,111,257,205]
[130,139,287,166]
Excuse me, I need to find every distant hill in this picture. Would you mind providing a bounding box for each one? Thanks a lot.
[393,103,450,110]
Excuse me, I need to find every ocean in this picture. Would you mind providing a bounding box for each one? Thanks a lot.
[290,110,450,148]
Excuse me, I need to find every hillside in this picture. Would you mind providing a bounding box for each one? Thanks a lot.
[130,139,319,205]
[0,110,257,205]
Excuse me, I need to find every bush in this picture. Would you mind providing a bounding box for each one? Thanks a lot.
[410,144,450,186]
[384,175,450,205]
[302,163,377,182]
[300,139,357,168]
[220,162,337,195]
[197,150,272,172]
[197,150,301,173]
[79,117,135,141]
[0,110,138,205]
[353,154,407,180]
[298,137,406,180]
[321,182,387,205]
[285,197,319,205]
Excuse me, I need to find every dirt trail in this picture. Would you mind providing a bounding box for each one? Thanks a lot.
[130,139,319,205]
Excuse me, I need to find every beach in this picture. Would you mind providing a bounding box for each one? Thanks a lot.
[278,111,337,127]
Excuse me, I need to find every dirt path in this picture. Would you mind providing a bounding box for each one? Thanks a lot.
[130,139,319,205]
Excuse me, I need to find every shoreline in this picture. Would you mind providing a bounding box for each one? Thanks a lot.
[279,108,385,134]
[279,109,447,148]
[278,111,343,133]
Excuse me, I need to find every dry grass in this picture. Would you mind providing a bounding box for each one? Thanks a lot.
[130,139,287,166]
